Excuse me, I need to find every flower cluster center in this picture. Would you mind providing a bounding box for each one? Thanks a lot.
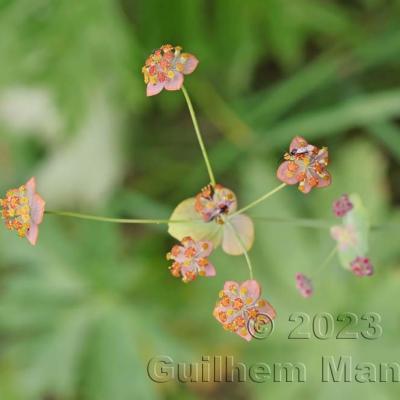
[0,185,31,238]
[195,184,236,223]
[142,44,188,85]
[283,142,330,192]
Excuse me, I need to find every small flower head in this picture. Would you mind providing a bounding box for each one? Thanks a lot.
[213,280,276,341]
[295,273,313,298]
[166,236,215,283]
[142,44,199,96]
[277,136,331,193]
[0,177,45,245]
[330,225,358,252]
[195,184,237,223]
[351,256,373,277]
[332,194,353,217]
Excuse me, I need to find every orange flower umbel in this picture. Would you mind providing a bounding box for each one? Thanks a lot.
[142,44,199,96]
[0,177,45,245]
[166,236,216,283]
[213,280,276,341]
[194,184,237,223]
[277,136,331,194]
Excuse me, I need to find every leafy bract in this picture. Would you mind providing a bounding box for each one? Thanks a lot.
[168,197,254,255]
[335,193,370,270]
[223,214,255,256]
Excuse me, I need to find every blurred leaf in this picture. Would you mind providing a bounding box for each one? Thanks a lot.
[82,309,158,400]
[257,89,400,149]
[241,29,400,125]
[36,95,124,208]
[368,121,400,162]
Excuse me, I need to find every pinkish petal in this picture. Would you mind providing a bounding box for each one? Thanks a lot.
[316,147,329,161]
[204,262,216,277]
[317,172,332,188]
[289,136,308,152]
[236,329,253,342]
[197,240,213,257]
[223,281,239,295]
[30,193,46,225]
[147,82,165,96]
[26,223,39,245]
[183,54,199,74]
[222,214,254,256]
[276,161,299,185]
[298,179,312,194]
[240,280,260,303]
[213,305,226,322]
[164,72,184,91]
[25,177,36,200]
[257,300,277,321]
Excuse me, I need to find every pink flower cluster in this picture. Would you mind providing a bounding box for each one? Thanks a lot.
[277,136,331,194]
[213,280,276,341]
[332,194,353,217]
[351,256,374,277]
[295,273,313,298]
[0,177,45,245]
[142,44,198,96]
[195,184,237,223]
[166,235,276,340]
[166,236,215,283]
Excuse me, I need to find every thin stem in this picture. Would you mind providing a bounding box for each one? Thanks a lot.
[254,218,400,231]
[252,216,332,229]
[233,183,287,216]
[312,246,338,280]
[181,85,216,186]
[45,210,199,225]
[225,220,254,280]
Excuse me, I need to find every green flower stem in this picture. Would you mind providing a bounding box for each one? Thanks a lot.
[226,219,254,280]
[253,218,400,231]
[252,216,332,229]
[45,210,198,225]
[46,210,400,231]
[233,183,287,216]
[181,85,216,186]
[312,246,338,280]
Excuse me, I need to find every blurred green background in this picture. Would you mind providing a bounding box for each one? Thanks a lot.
[1,0,400,399]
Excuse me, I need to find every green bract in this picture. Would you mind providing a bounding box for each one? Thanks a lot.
[168,198,254,256]
[334,193,370,270]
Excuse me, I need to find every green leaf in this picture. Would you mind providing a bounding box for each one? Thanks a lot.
[168,197,223,247]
